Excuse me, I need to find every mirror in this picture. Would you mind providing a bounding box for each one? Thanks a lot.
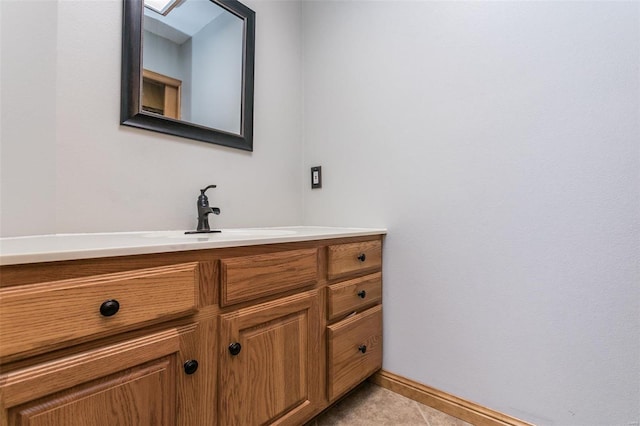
[121,0,255,151]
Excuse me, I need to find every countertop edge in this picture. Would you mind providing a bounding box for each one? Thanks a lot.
[0,227,387,266]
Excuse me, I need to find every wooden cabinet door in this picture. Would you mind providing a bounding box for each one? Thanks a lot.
[219,291,321,426]
[1,325,199,426]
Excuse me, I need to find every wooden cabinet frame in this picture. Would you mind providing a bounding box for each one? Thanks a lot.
[142,69,181,120]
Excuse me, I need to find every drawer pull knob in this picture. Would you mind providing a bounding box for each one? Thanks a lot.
[229,342,242,356]
[358,345,367,354]
[99,299,120,317]
[357,253,366,262]
[357,290,367,299]
[183,360,199,375]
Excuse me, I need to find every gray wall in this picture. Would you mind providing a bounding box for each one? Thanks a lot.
[1,0,58,236]
[302,2,639,425]
[142,30,189,87]
[191,10,243,133]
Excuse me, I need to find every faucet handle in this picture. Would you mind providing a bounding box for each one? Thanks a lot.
[200,184,217,195]
[197,185,217,208]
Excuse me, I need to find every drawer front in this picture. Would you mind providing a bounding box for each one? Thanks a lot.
[327,273,382,321]
[0,263,199,358]
[327,240,382,280]
[220,248,318,306]
[327,305,382,401]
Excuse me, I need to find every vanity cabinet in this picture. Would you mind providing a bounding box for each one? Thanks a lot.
[325,241,383,402]
[0,233,384,426]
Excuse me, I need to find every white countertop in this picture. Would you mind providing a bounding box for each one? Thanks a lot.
[0,226,387,266]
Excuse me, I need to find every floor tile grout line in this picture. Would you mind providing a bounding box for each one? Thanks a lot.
[414,400,432,426]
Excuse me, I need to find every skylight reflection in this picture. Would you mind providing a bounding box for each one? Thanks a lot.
[144,0,181,16]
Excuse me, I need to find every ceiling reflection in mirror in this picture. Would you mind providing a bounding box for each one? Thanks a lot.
[142,0,243,135]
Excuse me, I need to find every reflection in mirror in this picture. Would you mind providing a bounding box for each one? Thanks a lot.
[121,0,255,151]
[143,0,243,134]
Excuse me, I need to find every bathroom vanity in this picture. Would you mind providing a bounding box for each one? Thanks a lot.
[0,227,385,425]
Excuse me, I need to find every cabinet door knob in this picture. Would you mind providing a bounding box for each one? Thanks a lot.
[183,360,199,375]
[229,342,242,356]
[358,345,367,354]
[99,299,120,317]
[357,253,366,262]
[357,290,367,299]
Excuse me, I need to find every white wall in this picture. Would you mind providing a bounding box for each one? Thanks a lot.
[0,0,303,237]
[302,1,639,425]
[1,0,58,236]
[191,10,243,133]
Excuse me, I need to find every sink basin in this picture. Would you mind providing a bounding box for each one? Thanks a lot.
[143,228,298,239]
[142,231,220,239]
[222,228,297,236]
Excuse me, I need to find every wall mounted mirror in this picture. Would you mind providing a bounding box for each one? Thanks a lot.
[121,0,255,151]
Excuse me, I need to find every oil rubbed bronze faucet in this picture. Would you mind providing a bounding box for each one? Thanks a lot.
[185,185,221,234]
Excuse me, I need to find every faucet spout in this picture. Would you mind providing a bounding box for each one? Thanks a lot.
[197,206,221,232]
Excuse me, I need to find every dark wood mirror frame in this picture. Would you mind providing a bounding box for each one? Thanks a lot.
[121,0,255,151]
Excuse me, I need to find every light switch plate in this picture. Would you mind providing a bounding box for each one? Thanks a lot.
[311,166,322,189]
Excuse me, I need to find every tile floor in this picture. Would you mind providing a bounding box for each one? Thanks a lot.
[307,381,473,426]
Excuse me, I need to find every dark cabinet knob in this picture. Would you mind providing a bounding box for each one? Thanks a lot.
[357,290,367,299]
[358,345,367,354]
[183,360,199,375]
[99,299,120,317]
[357,253,366,262]
[229,342,242,356]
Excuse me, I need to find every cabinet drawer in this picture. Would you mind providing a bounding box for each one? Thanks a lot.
[327,305,382,401]
[0,263,199,358]
[327,240,381,280]
[327,273,382,321]
[220,248,318,306]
